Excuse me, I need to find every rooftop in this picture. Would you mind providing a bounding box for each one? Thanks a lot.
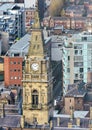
[0,3,24,11]
[0,3,14,11]
[65,82,86,97]
[0,115,21,127]
[52,117,90,130]
[8,34,31,56]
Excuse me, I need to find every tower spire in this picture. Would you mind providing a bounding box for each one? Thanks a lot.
[32,0,40,29]
[28,0,44,58]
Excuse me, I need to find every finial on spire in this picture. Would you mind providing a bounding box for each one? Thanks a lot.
[32,0,40,29]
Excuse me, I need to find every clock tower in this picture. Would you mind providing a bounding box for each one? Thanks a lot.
[22,0,53,125]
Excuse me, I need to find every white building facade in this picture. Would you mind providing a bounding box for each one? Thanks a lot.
[62,31,92,94]
[24,0,36,8]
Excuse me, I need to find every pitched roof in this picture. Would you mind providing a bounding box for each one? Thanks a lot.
[65,82,86,97]
[0,115,21,127]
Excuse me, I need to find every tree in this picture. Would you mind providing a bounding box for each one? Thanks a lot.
[48,0,64,16]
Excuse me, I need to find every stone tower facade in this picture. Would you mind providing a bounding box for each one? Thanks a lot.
[22,1,53,125]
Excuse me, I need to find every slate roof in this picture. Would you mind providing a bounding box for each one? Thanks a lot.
[9,34,30,53]
[52,117,90,130]
[65,82,86,97]
[0,115,21,127]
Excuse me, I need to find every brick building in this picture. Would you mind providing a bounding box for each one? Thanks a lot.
[4,57,23,87]
[64,82,86,114]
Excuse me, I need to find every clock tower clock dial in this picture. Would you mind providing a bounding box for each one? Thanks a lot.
[31,63,39,71]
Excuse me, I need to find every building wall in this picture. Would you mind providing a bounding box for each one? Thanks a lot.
[62,32,92,94]
[25,9,35,32]
[64,97,75,114]
[87,71,92,83]
[4,57,23,87]
[75,97,84,110]
[65,96,84,114]
[24,0,36,8]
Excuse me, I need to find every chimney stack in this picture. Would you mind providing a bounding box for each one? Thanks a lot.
[89,107,92,129]
[70,106,74,121]
[90,107,92,119]
[1,104,5,118]
[68,122,72,128]
[50,120,53,130]
[20,115,25,128]
[76,117,80,127]
[57,117,60,127]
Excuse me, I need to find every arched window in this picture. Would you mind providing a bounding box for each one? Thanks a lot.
[32,90,38,106]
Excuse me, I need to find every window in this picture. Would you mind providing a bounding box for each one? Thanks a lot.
[35,35,38,41]
[82,37,87,41]
[14,53,19,56]
[14,77,17,79]
[80,68,83,72]
[88,68,90,71]
[80,74,83,78]
[75,74,78,78]
[77,100,80,104]
[33,45,36,49]
[67,68,70,72]
[18,77,21,79]
[10,61,13,64]
[37,45,39,49]
[75,50,78,55]
[79,50,82,55]
[68,56,70,61]
[33,117,37,123]
[74,62,83,67]
[58,44,62,47]
[10,77,13,79]
[32,90,38,106]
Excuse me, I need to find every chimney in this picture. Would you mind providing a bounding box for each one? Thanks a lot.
[70,106,74,121]
[90,107,92,119]
[20,115,25,128]
[1,104,5,118]
[68,122,72,128]
[50,120,52,130]
[76,117,80,127]
[57,117,60,126]
[89,107,92,129]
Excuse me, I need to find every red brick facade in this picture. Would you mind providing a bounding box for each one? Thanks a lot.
[4,57,23,87]
[42,16,86,30]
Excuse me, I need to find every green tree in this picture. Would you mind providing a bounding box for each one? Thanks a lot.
[49,0,64,16]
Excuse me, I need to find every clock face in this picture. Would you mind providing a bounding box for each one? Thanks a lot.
[31,63,39,71]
